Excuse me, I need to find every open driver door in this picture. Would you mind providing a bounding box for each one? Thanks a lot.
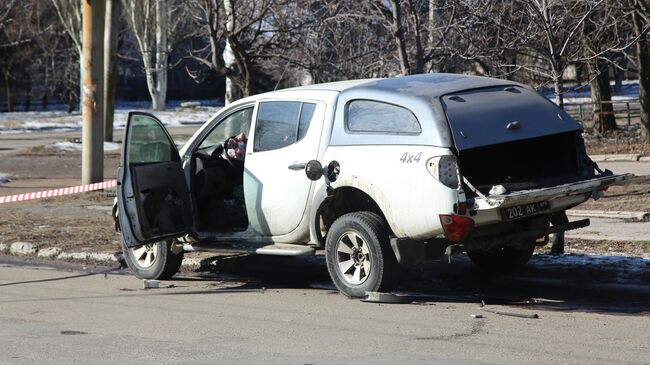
[117,112,193,248]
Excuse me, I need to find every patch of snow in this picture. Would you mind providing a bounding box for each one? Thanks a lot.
[181,257,202,269]
[57,252,90,261]
[46,141,121,152]
[0,102,222,135]
[10,242,38,255]
[38,247,63,258]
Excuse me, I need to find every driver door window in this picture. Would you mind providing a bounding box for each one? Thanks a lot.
[199,107,254,150]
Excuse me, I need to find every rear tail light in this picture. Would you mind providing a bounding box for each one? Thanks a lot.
[427,155,460,188]
[439,214,475,242]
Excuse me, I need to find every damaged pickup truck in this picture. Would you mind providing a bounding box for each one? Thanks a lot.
[115,73,631,297]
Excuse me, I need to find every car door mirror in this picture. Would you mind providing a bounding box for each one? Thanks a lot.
[305,160,323,181]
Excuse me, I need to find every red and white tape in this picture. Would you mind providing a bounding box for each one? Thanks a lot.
[0,179,117,204]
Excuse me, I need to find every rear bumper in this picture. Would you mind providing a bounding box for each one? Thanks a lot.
[470,173,633,226]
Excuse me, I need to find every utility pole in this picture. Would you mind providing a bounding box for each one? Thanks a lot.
[81,0,105,184]
[103,0,120,142]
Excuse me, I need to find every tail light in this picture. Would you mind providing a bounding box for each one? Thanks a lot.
[439,214,475,242]
[427,155,460,188]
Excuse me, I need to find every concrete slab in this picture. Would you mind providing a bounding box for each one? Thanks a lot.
[567,217,650,242]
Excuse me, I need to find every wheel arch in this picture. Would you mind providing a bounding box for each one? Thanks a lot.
[309,184,395,248]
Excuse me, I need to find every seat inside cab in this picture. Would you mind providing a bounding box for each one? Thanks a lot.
[190,107,253,233]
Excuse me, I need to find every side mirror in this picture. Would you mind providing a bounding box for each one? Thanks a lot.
[305,160,323,181]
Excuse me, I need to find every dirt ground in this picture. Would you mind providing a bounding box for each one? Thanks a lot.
[1,137,649,258]
[0,147,121,253]
[584,129,650,156]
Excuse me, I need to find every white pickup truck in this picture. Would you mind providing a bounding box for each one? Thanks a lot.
[115,73,630,297]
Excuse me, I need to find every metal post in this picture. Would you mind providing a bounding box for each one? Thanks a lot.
[82,0,105,184]
[627,102,631,126]
[103,0,119,142]
[578,104,584,125]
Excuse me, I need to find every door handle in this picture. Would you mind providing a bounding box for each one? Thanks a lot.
[288,162,307,171]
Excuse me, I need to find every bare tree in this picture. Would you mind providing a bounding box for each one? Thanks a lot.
[581,0,624,132]
[124,0,186,110]
[631,0,650,141]
[186,0,287,104]
[51,0,82,109]
[0,1,45,112]
[261,1,397,83]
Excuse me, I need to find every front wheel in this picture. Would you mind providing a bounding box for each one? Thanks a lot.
[122,240,184,280]
[467,241,535,273]
[325,212,399,298]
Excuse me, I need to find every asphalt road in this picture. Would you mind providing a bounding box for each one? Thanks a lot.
[1,259,649,365]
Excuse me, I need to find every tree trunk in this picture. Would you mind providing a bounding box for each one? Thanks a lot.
[553,76,564,109]
[633,2,650,142]
[24,77,32,112]
[428,0,439,72]
[153,0,167,111]
[589,59,617,132]
[223,0,239,105]
[223,39,240,105]
[4,72,13,112]
[41,93,48,111]
[389,0,411,75]
[406,0,424,74]
[78,46,83,112]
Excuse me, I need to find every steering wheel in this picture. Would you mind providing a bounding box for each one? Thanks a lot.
[215,136,242,167]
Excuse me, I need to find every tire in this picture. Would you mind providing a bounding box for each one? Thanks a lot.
[467,241,535,273]
[122,239,184,280]
[325,211,400,298]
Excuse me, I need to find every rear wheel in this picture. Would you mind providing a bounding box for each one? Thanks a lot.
[123,240,184,280]
[325,212,399,298]
[467,241,535,273]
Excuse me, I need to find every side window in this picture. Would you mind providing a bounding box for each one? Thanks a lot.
[346,100,421,134]
[298,103,316,141]
[254,101,317,152]
[199,107,253,149]
[128,114,177,164]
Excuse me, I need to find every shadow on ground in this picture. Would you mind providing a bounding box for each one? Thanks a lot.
[192,252,650,315]
[2,252,649,315]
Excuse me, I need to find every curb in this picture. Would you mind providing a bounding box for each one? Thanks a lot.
[0,242,202,270]
[567,209,649,220]
[590,154,642,162]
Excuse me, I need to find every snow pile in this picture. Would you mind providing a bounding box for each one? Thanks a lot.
[0,173,10,185]
[47,141,121,152]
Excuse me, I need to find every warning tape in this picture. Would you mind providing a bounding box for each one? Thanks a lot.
[0,179,117,204]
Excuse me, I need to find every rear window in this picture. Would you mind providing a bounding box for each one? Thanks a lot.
[346,100,421,134]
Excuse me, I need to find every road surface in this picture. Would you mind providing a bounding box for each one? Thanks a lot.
[0,260,648,364]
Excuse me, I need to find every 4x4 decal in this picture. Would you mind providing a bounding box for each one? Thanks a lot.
[400,152,422,163]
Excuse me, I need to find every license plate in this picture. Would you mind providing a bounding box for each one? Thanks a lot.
[501,201,550,221]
